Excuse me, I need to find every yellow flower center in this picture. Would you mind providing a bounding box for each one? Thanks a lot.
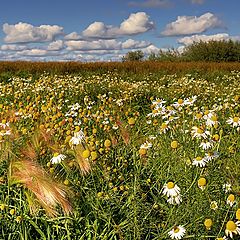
[198,177,207,186]
[161,123,168,129]
[226,221,237,231]
[195,156,202,161]
[211,115,218,121]
[178,99,183,104]
[235,209,240,220]
[196,113,202,119]
[53,152,59,157]
[233,117,239,122]
[167,181,175,189]
[228,194,235,202]
[173,227,180,233]
[171,141,178,149]
[197,128,204,134]
[204,219,213,228]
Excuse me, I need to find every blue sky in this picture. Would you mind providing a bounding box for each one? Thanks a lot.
[0,0,239,61]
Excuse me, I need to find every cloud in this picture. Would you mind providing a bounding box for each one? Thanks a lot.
[161,12,222,36]
[141,44,160,54]
[128,0,172,8]
[64,32,82,40]
[65,39,122,51]
[82,12,154,38]
[178,33,239,45]
[0,44,28,51]
[122,39,151,49]
[65,38,151,52]
[47,40,64,51]
[3,22,63,43]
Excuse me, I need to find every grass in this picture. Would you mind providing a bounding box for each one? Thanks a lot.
[0,68,239,239]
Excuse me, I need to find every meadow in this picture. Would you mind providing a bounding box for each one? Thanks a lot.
[0,64,239,240]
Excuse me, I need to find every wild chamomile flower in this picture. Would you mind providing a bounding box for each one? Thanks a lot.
[200,139,214,150]
[162,181,180,197]
[204,151,219,162]
[226,116,240,127]
[204,218,213,230]
[210,201,218,210]
[50,153,66,164]
[69,130,85,146]
[198,177,207,190]
[223,183,232,193]
[191,126,210,139]
[160,122,170,134]
[168,225,186,239]
[140,141,152,149]
[206,114,219,127]
[227,194,235,207]
[225,220,240,238]
[216,236,228,240]
[167,194,182,205]
[192,156,208,167]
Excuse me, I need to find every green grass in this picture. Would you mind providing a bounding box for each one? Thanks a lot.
[0,70,239,239]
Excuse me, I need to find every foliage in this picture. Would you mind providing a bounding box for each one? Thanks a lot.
[183,40,240,62]
[122,50,144,62]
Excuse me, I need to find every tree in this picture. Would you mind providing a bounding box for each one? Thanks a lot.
[122,50,144,62]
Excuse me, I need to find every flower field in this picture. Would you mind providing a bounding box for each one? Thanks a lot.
[0,70,239,239]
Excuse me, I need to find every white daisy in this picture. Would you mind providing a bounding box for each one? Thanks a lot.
[140,141,152,149]
[200,140,214,150]
[191,126,210,139]
[69,130,85,146]
[192,156,208,167]
[50,153,66,164]
[167,194,182,205]
[223,183,232,193]
[168,225,186,239]
[206,114,219,127]
[225,221,240,239]
[226,117,240,128]
[204,151,219,162]
[162,182,180,197]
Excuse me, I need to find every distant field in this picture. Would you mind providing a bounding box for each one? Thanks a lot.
[0,69,239,239]
[2,61,240,75]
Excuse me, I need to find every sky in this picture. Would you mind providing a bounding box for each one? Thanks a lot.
[0,0,239,61]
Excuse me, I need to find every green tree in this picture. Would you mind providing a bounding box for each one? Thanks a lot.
[122,50,144,62]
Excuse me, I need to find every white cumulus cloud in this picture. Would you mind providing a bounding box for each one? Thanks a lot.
[3,22,63,43]
[64,32,82,40]
[47,40,64,51]
[82,12,154,38]
[65,39,122,51]
[0,44,28,51]
[161,12,222,36]
[178,33,232,45]
[122,39,151,49]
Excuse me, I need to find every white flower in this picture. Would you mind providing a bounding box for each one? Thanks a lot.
[50,153,66,164]
[168,225,186,239]
[69,130,85,146]
[210,201,218,210]
[140,141,152,149]
[205,114,219,127]
[167,194,182,205]
[200,140,214,150]
[162,182,180,197]
[223,183,232,193]
[191,126,210,139]
[192,156,208,167]
[226,117,240,127]
[204,151,219,162]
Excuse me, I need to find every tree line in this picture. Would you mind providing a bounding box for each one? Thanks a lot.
[122,40,240,62]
